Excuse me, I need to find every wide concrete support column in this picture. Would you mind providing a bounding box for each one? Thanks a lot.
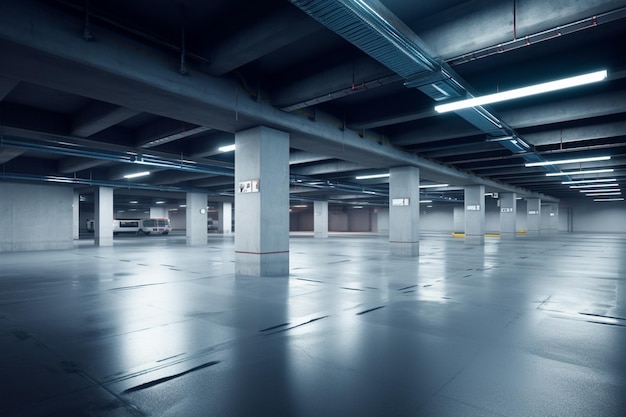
[389,166,419,256]
[94,187,113,247]
[150,206,167,218]
[313,200,329,238]
[465,185,485,245]
[375,208,389,236]
[527,198,541,237]
[186,192,207,245]
[235,126,289,276]
[73,191,79,240]
[499,192,517,240]
[453,205,464,233]
[547,203,559,233]
[221,202,232,235]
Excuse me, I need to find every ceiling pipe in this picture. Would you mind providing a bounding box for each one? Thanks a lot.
[1,127,235,177]
[0,0,558,202]
[289,0,560,199]
[447,6,626,67]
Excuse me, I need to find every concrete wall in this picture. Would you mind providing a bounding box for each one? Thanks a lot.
[420,204,453,232]
[561,198,626,233]
[290,210,313,231]
[348,208,371,232]
[329,209,349,232]
[0,182,73,252]
[290,207,375,232]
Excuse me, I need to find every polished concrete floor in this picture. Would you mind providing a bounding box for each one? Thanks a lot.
[1,232,625,417]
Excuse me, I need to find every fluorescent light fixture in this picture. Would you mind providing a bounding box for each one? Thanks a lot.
[561,178,616,184]
[546,168,614,176]
[420,200,433,203]
[179,204,187,208]
[155,201,165,204]
[353,206,364,209]
[355,173,390,180]
[593,198,624,202]
[569,183,619,189]
[123,171,150,179]
[435,69,607,113]
[419,183,449,188]
[585,192,622,196]
[218,144,236,152]
[525,155,610,167]
[485,136,514,142]
[292,204,308,208]
[579,188,620,193]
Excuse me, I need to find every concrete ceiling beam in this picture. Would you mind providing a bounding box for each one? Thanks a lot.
[71,102,140,137]
[204,6,321,76]
[0,75,18,100]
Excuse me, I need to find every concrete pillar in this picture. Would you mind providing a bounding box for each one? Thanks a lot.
[453,205,464,233]
[150,206,167,218]
[499,192,517,240]
[389,166,419,256]
[313,200,329,238]
[73,191,79,240]
[186,192,207,245]
[375,208,389,236]
[527,198,541,237]
[235,126,290,276]
[465,185,485,245]
[221,202,232,235]
[94,187,113,247]
[547,203,559,233]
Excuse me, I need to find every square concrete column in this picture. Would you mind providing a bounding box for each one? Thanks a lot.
[499,192,517,240]
[235,126,290,276]
[374,208,389,236]
[453,205,464,234]
[314,200,328,238]
[186,192,207,245]
[548,203,559,233]
[465,185,485,245]
[526,198,541,237]
[150,206,167,218]
[220,202,232,235]
[73,191,79,240]
[94,187,113,247]
[389,166,419,256]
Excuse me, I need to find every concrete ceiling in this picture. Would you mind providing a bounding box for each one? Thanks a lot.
[0,0,625,211]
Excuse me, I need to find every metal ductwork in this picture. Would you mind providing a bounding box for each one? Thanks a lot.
[289,0,556,172]
[1,127,235,177]
[289,0,464,102]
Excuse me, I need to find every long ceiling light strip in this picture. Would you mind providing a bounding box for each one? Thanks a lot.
[546,168,614,177]
[579,188,620,193]
[525,155,610,167]
[419,183,449,188]
[435,69,607,113]
[585,192,622,196]
[594,198,625,202]
[123,171,150,179]
[355,173,390,180]
[569,183,620,189]
[562,178,616,184]
[218,144,236,152]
